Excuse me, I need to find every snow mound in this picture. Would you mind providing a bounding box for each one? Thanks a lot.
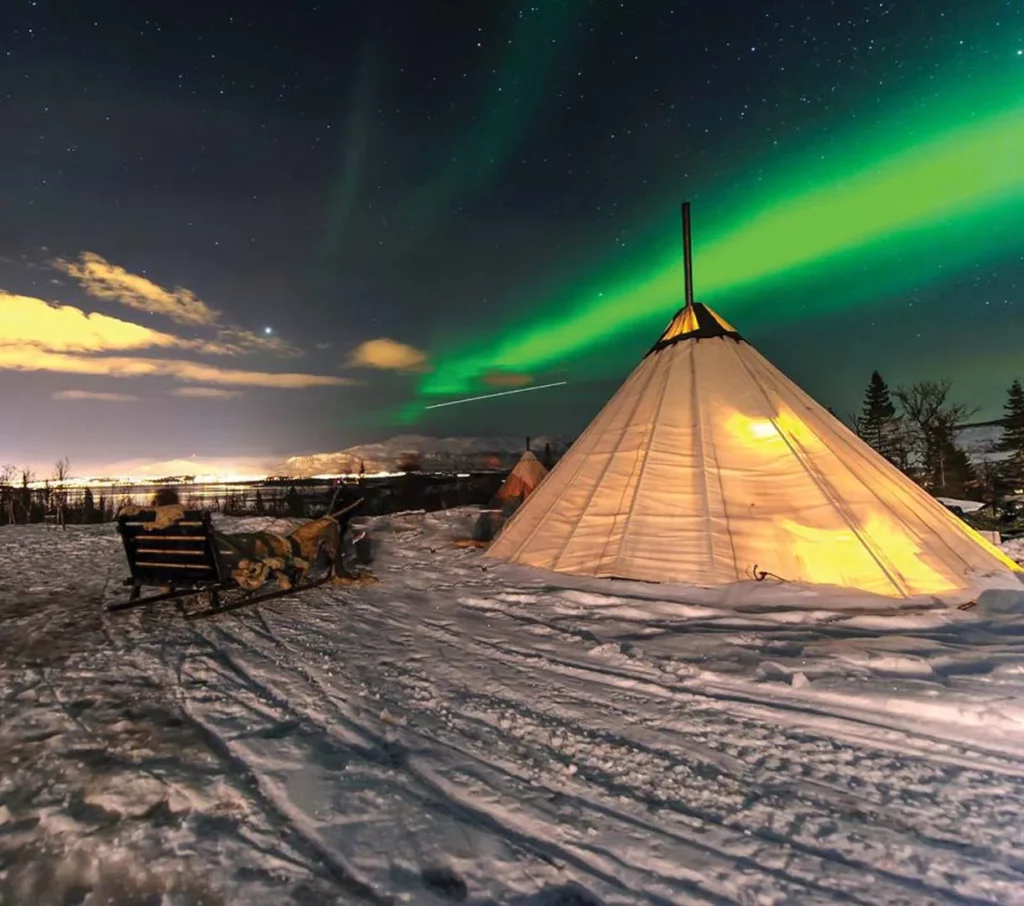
[1002,536,1024,565]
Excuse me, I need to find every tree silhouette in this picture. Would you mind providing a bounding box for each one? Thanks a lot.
[894,379,976,496]
[52,457,71,530]
[284,486,305,518]
[996,378,1024,493]
[857,371,905,467]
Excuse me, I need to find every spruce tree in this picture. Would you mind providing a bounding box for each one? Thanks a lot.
[997,378,1024,493]
[934,437,977,498]
[858,371,903,465]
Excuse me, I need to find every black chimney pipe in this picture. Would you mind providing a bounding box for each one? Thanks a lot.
[681,202,694,307]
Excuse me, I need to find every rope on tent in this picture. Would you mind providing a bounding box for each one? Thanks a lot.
[751,564,789,584]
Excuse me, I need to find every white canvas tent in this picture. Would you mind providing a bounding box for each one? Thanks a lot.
[486,207,1023,599]
[494,449,549,505]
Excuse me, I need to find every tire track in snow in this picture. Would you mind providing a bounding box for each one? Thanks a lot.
[194,615,726,904]
[462,621,1024,777]
[173,622,398,904]
[411,659,1022,905]
[340,592,1024,904]
[202,596,1021,906]
[95,592,395,904]
[194,611,766,902]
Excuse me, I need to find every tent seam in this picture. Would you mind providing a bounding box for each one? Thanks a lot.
[610,341,680,576]
[548,355,663,572]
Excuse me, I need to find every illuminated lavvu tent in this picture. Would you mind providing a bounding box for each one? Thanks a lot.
[494,447,549,505]
[486,204,1023,598]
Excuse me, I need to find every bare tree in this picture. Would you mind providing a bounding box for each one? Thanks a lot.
[894,380,977,495]
[0,463,15,525]
[52,456,71,530]
[18,466,34,524]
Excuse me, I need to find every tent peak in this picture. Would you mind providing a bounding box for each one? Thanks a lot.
[646,302,744,357]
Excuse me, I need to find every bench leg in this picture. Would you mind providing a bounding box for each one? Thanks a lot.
[129,583,141,603]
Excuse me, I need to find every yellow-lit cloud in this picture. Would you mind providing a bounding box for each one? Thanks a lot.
[52,390,138,402]
[51,253,305,358]
[169,387,244,399]
[54,252,219,326]
[0,345,357,388]
[0,292,351,389]
[348,337,430,371]
[1,292,190,353]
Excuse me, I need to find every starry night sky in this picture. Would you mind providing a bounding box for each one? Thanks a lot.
[1,0,1021,477]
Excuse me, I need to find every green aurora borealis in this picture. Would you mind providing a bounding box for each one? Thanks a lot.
[409,73,1023,415]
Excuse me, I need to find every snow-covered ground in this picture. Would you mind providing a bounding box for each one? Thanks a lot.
[936,497,987,514]
[2,511,1024,905]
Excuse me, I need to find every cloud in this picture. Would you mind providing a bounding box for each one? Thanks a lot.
[315,342,332,350]
[51,252,309,359]
[215,327,303,358]
[169,387,244,399]
[0,292,351,388]
[347,337,430,371]
[481,371,534,388]
[54,252,219,326]
[0,345,358,388]
[52,389,138,402]
[1,292,191,353]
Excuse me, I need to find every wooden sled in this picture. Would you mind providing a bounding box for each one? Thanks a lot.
[109,507,342,619]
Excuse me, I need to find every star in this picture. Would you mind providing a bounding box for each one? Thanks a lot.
[263,326,273,335]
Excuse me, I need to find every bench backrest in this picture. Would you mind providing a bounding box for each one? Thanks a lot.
[118,509,228,587]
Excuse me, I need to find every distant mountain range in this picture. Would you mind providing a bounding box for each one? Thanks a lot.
[271,423,1009,479]
[956,423,1008,461]
[271,434,574,478]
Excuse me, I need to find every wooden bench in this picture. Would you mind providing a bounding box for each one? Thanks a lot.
[112,509,233,612]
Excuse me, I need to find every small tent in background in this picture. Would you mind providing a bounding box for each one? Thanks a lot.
[493,441,549,509]
[486,204,1023,600]
[465,440,551,547]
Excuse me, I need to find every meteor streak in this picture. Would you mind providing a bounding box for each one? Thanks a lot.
[423,381,568,410]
